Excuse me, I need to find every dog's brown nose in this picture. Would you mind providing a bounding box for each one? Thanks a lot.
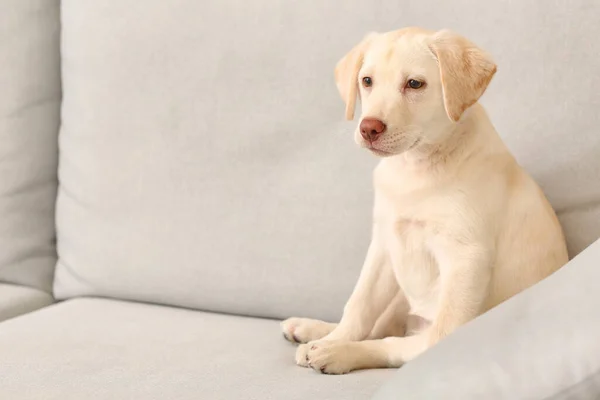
[360,118,386,142]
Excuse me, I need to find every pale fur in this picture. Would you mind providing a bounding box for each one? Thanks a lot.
[281,27,568,375]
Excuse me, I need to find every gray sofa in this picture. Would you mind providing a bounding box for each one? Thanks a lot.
[1,1,599,399]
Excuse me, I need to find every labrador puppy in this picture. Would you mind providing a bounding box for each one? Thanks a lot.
[280,27,569,375]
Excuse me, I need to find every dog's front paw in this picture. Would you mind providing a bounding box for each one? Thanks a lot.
[281,317,336,344]
[305,341,358,375]
[295,343,310,367]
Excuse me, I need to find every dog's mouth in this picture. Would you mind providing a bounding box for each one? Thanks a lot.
[406,138,422,151]
[367,138,421,157]
[367,146,394,156]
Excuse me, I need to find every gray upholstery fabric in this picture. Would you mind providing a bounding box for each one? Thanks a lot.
[0,0,60,292]
[0,298,394,400]
[373,239,600,400]
[0,283,53,322]
[55,0,600,321]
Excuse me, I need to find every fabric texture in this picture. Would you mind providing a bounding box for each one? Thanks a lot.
[0,298,393,400]
[373,239,600,400]
[0,0,60,292]
[0,283,53,322]
[55,0,600,321]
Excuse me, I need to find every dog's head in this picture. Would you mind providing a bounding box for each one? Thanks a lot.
[335,28,496,157]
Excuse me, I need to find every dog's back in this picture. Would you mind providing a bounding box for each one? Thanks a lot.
[487,156,568,310]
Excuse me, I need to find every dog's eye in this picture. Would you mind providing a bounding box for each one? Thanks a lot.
[407,79,424,89]
[362,77,373,87]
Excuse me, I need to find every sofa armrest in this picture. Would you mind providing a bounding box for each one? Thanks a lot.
[373,239,600,400]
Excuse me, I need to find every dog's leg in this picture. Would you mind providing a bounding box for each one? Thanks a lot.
[367,291,410,339]
[304,332,427,374]
[281,318,336,344]
[282,291,408,344]
[426,240,492,345]
[305,241,492,374]
[320,234,399,341]
[295,232,403,366]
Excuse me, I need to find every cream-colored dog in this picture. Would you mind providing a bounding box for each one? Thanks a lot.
[280,27,569,375]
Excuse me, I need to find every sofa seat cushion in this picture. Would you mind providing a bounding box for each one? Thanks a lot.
[0,283,53,321]
[0,298,394,400]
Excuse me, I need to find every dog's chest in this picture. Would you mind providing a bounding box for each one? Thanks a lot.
[373,162,445,318]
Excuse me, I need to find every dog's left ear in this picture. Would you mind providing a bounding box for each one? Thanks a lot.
[429,30,497,122]
[334,33,377,120]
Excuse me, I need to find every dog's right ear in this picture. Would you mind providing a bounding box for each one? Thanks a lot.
[334,33,377,120]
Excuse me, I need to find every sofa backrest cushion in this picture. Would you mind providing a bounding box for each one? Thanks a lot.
[0,0,60,293]
[54,0,600,320]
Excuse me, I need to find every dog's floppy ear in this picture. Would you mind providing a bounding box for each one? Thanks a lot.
[429,30,497,122]
[334,33,377,120]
